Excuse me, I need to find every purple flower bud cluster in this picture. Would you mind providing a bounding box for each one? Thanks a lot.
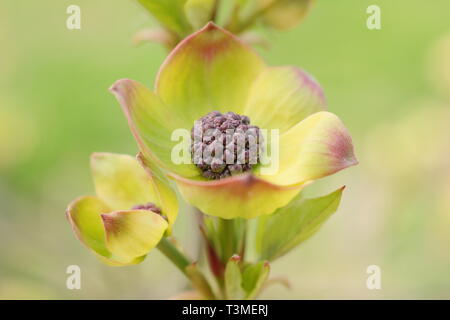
[131,202,162,214]
[191,111,263,180]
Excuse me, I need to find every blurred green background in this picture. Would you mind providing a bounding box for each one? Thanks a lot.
[1,0,450,299]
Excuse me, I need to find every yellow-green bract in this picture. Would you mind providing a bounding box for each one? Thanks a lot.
[66,153,178,266]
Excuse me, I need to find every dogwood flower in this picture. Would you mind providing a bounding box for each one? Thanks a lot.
[110,22,357,219]
[66,153,178,265]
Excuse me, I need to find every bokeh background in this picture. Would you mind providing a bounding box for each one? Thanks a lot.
[1,0,449,299]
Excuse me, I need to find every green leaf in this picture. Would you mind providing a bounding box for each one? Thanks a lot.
[259,0,314,30]
[224,255,244,299]
[241,261,270,299]
[257,187,344,261]
[137,0,192,35]
[184,0,215,29]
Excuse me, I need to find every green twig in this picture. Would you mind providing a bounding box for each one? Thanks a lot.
[157,237,192,277]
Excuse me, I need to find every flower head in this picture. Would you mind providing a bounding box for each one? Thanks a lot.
[66,153,178,265]
[191,110,263,179]
[110,23,357,219]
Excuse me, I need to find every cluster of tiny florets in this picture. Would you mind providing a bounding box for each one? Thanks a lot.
[191,111,263,180]
[131,202,161,214]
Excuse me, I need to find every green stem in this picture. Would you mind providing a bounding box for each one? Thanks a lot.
[220,218,236,261]
[157,237,192,277]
